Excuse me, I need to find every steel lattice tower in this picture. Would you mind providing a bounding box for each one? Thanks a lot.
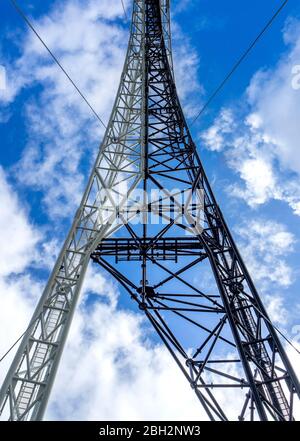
[1,0,300,421]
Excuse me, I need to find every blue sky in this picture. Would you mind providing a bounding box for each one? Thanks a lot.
[0,0,300,420]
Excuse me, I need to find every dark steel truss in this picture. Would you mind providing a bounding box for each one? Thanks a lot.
[0,0,299,421]
[91,0,300,421]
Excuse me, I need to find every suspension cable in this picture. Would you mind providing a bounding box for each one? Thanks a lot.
[9,0,107,129]
[120,0,129,22]
[0,314,40,363]
[191,0,289,125]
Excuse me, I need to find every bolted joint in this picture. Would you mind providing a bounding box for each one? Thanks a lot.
[229,281,244,295]
[185,358,194,368]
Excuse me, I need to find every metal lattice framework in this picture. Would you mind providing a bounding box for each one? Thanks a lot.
[1,0,300,421]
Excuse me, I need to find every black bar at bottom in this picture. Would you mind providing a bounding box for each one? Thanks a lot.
[0,421,298,439]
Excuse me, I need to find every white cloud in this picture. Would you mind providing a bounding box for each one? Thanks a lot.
[201,19,300,215]
[0,166,39,276]
[233,217,294,325]
[201,109,234,152]
[264,294,289,325]
[247,18,300,176]
[234,157,276,206]
[236,219,295,294]
[172,23,203,118]
[233,217,297,325]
